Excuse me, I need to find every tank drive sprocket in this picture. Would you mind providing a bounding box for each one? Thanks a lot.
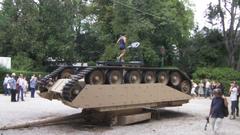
[62,67,93,101]
[39,66,66,92]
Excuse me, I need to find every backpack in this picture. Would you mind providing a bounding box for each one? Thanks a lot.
[222,98,229,117]
[223,106,229,117]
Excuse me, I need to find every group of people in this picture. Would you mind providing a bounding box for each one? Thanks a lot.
[191,79,224,98]
[208,81,240,135]
[2,73,38,102]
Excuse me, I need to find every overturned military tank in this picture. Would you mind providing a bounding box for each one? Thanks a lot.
[38,42,192,126]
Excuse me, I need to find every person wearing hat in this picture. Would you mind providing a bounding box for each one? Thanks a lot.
[8,73,17,102]
[208,88,228,135]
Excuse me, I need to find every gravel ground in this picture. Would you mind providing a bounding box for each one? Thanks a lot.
[0,93,240,135]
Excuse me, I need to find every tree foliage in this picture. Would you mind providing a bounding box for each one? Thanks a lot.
[0,0,78,70]
[178,27,227,74]
[207,0,240,70]
[0,0,194,70]
[93,0,194,66]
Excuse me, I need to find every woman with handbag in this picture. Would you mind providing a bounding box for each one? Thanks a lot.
[208,88,228,135]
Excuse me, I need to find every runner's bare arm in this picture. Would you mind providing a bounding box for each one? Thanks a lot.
[116,37,121,44]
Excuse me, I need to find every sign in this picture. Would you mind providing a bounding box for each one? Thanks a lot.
[0,57,11,69]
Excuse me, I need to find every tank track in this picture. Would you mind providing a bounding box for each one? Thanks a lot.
[39,65,192,102]
[39,66,66,92]
[62,67,93,101]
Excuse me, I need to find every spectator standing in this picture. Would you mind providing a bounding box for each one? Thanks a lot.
[3,74,11,96]
[30,75,37,98]
[208,89,228,135]
[17,74,25,101]
[235,82,239,117]
[23,76,28,97]
[191,81,197,97]
[8,73,17,102]
[237,91,240,117]
[36,74,42,90]
[38,74,42,80]
[198,80,204,97]
[229,81,238,119]
[205,79,211,98]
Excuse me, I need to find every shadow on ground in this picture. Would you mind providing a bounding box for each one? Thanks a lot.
[152,109,194,120]
[52,109,194,132]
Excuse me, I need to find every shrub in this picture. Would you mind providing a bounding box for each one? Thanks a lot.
[193,67,240,95]
[12,53,35,71]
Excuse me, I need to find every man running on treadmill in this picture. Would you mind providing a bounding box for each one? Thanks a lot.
[116,34,127,62]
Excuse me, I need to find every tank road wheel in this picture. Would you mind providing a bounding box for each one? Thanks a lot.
[61,68,74,78]
[125,71,141,84]
[170,72,182,86]
[143,71,156,83]
[180,80,191,94]
[88,70,105,85]
[157,71,169,84]
[107,70,123,84]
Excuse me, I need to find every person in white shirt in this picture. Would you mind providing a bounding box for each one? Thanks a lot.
[23,77,28,97]
[3,74,10,96]
[229,81,238,119]
[191,81,197,97]
[17,74,25,101]
[205,80,211,98]
[198,80,204,97]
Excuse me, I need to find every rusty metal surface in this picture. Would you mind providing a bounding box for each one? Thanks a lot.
[62,84,191,109]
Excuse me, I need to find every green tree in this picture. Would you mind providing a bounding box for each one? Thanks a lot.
[37,0,77,63]
[0,0,194,70]
[207,0,240,70]
[92,0,194,66]
[0,0,78,70]
[178,27,226,74]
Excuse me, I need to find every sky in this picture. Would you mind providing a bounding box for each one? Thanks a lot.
[190,0,217,28]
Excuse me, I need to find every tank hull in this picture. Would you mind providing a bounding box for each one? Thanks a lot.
[38,64,192,125]
[39,79,191,111]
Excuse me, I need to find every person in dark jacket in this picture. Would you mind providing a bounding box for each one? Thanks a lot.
[208,88,228,135]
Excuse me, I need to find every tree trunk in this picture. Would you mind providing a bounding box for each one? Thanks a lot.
[218,0,240,70]
[228,51,235,68]
[236,54,240,71]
